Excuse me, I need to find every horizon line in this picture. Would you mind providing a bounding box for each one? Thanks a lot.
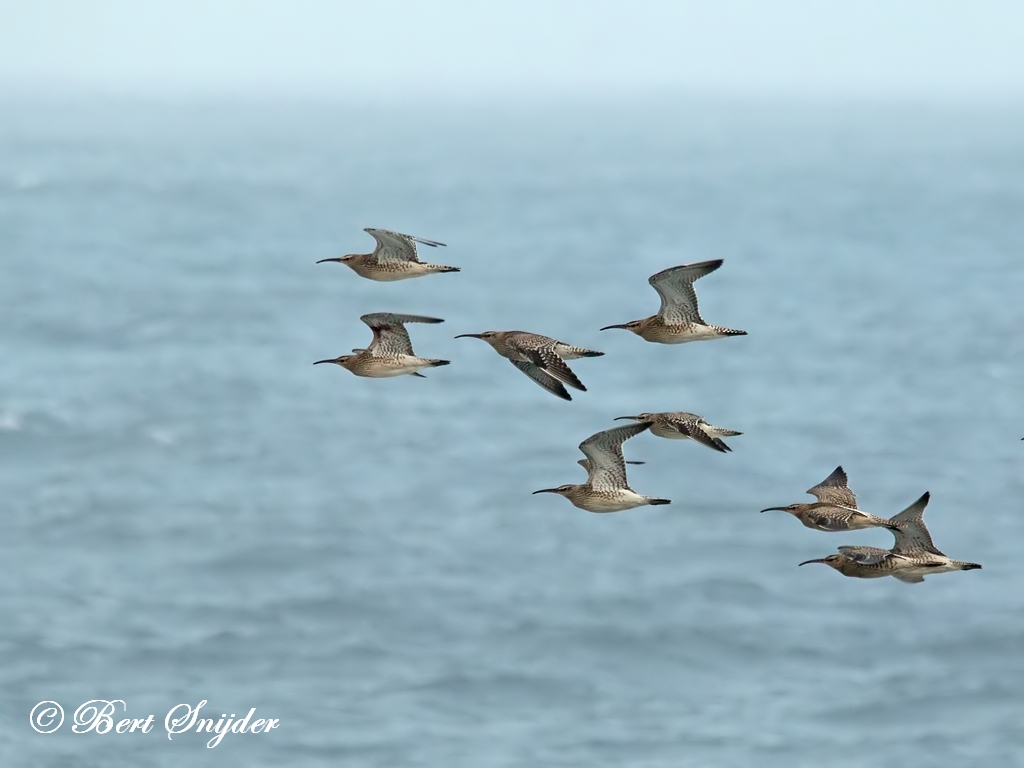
[3,83,1024,110]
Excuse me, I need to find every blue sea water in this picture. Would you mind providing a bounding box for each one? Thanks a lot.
[1,98,1023,767]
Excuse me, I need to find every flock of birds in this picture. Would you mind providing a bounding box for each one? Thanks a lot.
[314,227,982,584]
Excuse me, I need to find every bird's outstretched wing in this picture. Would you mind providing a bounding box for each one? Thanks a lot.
[648,260,722,325]
[805,502,878,529]
[578,423,650,490]
[501,332,587,396]
[365,228,446,264]
[806,465,858,508]
[665,414,731,453]
[887,492,943,555]
[360,313,443,356]
[509,360,572,401]
[530,345,587,392]
[837,545,907,565]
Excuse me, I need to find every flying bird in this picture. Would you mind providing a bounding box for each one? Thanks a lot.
[614,411,741,453]
[317,228,459,281]
[601,260,746,343]
[314,313,449,378]
[760,466,893,532]
[455,330,602,401]
[532,423,671,512]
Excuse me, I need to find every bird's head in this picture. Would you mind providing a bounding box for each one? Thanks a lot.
[454,331,503,349]
[614,413,653,423]
[532,484,575,498]
[798,554,846,569]
[313,354,355,369]
[760,503,807,516]
[316,254,357,265]
[599,319,643,334]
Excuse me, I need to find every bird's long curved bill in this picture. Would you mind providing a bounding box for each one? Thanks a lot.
[532,488,559,495]
[599,323,630,331]
[613,416,640,422]
[313,359,336,365]
[454,333,483,339]
[760,506,788,513]
[316,257,344,263]
[798,558,828,566]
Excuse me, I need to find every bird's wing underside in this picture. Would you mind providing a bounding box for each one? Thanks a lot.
[361,313,443,356]
[365,228,446,264]
[648,260,722,325]
[509,360,572,401]
[578,423,651,490]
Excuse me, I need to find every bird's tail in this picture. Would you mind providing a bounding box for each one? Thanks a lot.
[645,498,672,506]
[713,428,743,437]
[716,327,747,337]
[428,264,461,274]
[429,359,451,367]
[955,561,982,571]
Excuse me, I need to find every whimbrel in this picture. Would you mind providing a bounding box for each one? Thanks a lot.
[799,545,982,584]
[798,546,923,582]
[614,411,741,453]
[454,330,603,401]
[532,423,671,512]
[314,313,449,378]
[316,228,459,281]
[600,260,746,343]
[799,493,982,583]
[760,466,894,532]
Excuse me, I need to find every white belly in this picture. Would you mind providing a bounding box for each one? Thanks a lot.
[353,263,431,282]
[668,324,726,343]
[575,490,651,513]
[650,423,691,439]
[903,557,959,577]
[359,356,433,377]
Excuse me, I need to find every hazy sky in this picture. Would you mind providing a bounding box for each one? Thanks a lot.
[1,0,1022,101]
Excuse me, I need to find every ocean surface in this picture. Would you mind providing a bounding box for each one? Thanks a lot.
[2,98,1023,767]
